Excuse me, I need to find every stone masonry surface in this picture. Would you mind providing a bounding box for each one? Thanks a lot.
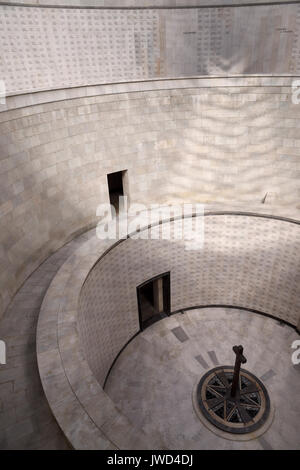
[1,79,300,320]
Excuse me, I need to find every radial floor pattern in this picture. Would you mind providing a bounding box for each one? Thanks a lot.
[105,308,300,450]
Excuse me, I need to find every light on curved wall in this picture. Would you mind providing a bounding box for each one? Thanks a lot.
[1,2,300,94]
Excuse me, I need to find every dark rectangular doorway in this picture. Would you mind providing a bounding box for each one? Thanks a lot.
[107,170,126,215]
[137,272,171,330]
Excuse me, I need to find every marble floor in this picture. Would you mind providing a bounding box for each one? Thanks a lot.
[105,308,300,450]
[0,229,95,450]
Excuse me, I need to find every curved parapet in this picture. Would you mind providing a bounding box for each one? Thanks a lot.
[37,207,300,449]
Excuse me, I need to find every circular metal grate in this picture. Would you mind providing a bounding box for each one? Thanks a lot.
[196,366,270,434]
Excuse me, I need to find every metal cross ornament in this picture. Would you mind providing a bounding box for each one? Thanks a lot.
[231,345,247,397]
[196,343,271,434]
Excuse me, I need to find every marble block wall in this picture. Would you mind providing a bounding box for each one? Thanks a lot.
[1,79,300,319]
[1,2,300,93]
[78,214,300,386]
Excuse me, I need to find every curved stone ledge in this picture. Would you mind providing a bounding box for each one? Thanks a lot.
[37,207,300,449]
[1,1,294,8]
[1,75,298,112]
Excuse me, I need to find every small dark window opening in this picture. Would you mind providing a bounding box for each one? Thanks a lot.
[107,170,125,215]
[137,272,171,330]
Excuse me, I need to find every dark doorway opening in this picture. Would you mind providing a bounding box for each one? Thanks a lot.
[107,170,126,215]
[137,272,171,330]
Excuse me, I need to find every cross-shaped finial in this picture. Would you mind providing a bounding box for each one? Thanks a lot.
[231,345,247,397]
[233,345,247,364]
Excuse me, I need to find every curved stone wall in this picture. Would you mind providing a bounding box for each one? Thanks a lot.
[1,2,300,94]
[1,77,300,319]
[37,209,300,449]
[78,214,300,387]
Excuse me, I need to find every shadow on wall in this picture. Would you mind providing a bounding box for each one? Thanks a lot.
[0,180,99,319]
